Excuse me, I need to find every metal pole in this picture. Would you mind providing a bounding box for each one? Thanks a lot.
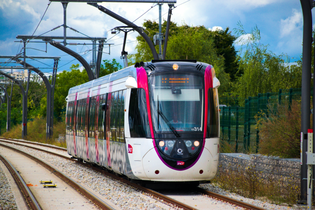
[91,40,96,74]
[307,129,313,209]
[23,40,26,69]
[46,89,51,140]
[96,40,104,78]
[22,92,27,138]
[88,3,159,60]
[163,4,173,60]
[300,0,312,203]
[50,41,95,80]
[122,31,128,68]
[62,2,68,46]
[158,3,162,59]
[0,71,27,138]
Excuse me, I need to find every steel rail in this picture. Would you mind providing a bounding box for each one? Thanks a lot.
[93,166,198,210]
[0,138,67,151]
[0,138,196,209]
[0,154,42,210]
[0,138,265,210]
[196,187,265,210]
[0,142,114,210]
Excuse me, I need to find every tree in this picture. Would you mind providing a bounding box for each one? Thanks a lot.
[40,59,122,120]
[129,21,239,96]
[128,20,180,64]
[100,59,122,77]
[211,28,239,82]
[232,24,302,100]
[39,64,89,119]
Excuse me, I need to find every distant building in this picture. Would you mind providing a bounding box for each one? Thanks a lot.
[9,70,34,82]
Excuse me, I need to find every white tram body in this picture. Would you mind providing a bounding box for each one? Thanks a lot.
[66,60,220,182]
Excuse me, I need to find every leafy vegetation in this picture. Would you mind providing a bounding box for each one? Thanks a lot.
[128,21,238,97]
[2,117,66,147]
[0,20,305,206]
[232,24,302,101]
[0,22,303,159]
[0,59,121,139]
[257,100,302,158]
[214,161,299,204]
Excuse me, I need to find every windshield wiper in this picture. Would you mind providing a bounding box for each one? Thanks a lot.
[158,110,180,138]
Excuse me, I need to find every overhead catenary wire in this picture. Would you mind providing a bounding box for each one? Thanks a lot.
[5,1,189,76]
[29,2,52,42]
[16,2,52,56]
[132,3,158,23]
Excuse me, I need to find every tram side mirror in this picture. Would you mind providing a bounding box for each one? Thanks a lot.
[125,77,137,88]
[213,77,220,88]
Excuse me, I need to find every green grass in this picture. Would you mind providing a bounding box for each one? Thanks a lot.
[1,117,66,148]
[212,164,299,205]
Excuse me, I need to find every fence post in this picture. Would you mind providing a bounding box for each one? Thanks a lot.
[266,92,270,117]
[228,106,231,145]
[257,94,261,153]
[248,97,251,152]
[222,106,225,142]
[244,99,248,153]
[279,89,282,105]
[235,106,239,153]
[244,97,251,153]
[289,88,293,109]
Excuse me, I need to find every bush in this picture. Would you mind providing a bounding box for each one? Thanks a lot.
[257,101,301,158]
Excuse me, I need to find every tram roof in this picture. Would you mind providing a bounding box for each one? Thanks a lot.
[68,65,137,94]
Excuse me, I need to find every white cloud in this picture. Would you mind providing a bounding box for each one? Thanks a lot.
[209,26,223,32]
[0,0,304,71]
[0,0,42,20]
[234,34,254,46]
[280,9,302,38]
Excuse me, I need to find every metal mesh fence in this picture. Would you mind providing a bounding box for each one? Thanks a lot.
[220,88,302,153]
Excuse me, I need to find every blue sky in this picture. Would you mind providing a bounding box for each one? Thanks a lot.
[0,0,310,75]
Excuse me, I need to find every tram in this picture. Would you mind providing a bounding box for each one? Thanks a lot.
[66,60,220,182]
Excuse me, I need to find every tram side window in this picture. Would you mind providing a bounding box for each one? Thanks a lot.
[81,99,85,136]
[129,89,151,138]
[98,95,105,140]
[116,91,121,142]
[84,97,89,135]
[119,90,125,142]
[70,102,74,130]
[207,88,219,138]
[89,97,96,138]
[110,92,117,141]
[76,100,80,135]
[79,99,85,137]
[66,102,73,134]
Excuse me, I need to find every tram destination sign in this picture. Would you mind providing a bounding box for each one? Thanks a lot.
[49,0,176,3]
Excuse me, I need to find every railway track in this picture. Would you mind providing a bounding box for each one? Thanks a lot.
[0,154,41,210]
[0,138,265,210]
[0,140,113,209]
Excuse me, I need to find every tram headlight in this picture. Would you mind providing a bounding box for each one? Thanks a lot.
[167,140,175,148]
[158,140,175,156]
[159,141,165,147]
[185,140,192,147]
[184,140,201,155]
[194,141,200,147]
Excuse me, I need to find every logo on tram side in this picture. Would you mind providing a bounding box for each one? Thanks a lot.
[128,144,133,154]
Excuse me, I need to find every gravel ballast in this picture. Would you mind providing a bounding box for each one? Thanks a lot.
[0,142,306,209]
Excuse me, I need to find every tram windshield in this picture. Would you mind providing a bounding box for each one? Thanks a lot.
[149,74,204,135]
